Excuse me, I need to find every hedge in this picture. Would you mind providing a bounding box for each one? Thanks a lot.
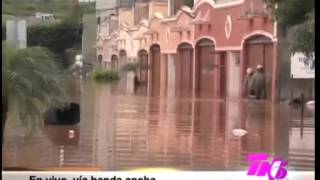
[90,68,119,82]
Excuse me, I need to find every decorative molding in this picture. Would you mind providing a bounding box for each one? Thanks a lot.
[170,26,190,32]
[240,30,277,49]
[195,0,245,10]
[191,9,210,25]
[225,15,232,39]
[161,6,195,23]
[194,36,217,46]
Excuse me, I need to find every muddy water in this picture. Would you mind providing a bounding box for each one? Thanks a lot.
[3,80,314,171]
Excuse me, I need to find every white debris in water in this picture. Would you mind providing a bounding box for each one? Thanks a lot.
[59,146,64,166]
[68,130,75,139]
[306,100,315,106]
[306,100,315,108]
[232,129,248,137]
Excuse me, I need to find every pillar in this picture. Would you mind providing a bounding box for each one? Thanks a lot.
[271,42,278,102]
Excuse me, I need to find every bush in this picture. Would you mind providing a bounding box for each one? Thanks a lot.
[90,68,119,82]
[121,62,150,72]
[121,62,139,72]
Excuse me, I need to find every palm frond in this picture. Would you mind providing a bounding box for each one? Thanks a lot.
[3,42,67,134]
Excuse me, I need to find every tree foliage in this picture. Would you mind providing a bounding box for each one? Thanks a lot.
[264,0,314,62]
[264,0,313,26]
[289,10,314,64]
[2,43,67,135]
[27,20,82,68]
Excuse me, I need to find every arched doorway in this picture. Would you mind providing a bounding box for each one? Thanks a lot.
[176,43,193,97]
[137,50,148,95]
[150,44,161,96]
[138,50,148,84]
[111,54,118,70]
[195,39,215,98]
[119,50,128,93]
[243,35,273,100]
[98,54,103,66]
[119,50,127,69]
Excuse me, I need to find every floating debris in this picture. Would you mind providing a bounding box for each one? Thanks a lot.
[232,129,248,137]
[68,130,75,139]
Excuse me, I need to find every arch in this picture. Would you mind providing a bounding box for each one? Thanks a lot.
[137,49,149,94]
[148,42,161,51]
[242,33,275,100]
[175,41,195,52]
[119,49,127,55]
[176,42,194,97]
[111,54,118,58]
[241,30,276,49]
[149,44,161,96]
[119,49,127,70]
[149,44,161,52]
[111,54,119,70]
[195,38,216,98]
[137,48,148,53]
[194,36,217,47]
[177,42,193,49]
[98,54,103,65]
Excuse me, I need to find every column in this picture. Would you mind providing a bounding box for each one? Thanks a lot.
[271,42,278,102]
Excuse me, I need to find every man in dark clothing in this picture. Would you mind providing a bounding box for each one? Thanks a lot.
[134,72,140,93]
[252,65,267,100]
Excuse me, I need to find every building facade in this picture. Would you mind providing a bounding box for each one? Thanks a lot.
[97,0,313,102]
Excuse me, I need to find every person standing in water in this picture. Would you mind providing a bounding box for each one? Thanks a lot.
[252,65,267,100]
[134,72,140,93]
[244,67,255,98]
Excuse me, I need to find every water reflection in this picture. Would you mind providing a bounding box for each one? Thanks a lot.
[3,80,314,171]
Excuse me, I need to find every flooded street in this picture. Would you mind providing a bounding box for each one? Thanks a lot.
[3,80,314,171]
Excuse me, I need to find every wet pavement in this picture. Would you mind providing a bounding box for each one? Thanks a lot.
[3,80,314,171]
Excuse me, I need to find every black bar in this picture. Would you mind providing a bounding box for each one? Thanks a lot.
[300,93,304,138]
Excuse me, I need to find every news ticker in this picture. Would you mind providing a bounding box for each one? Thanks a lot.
[2,171,315,180]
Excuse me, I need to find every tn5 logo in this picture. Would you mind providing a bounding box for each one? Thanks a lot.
[247,153,288,180]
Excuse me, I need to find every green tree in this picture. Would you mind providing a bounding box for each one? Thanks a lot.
[289,10,314,66]
[264,0,314,62]
[2,43,67,141]
[27,20,82,68]
[267,0,314,27]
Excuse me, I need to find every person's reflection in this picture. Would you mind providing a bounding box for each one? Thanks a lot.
[240,100,269,152]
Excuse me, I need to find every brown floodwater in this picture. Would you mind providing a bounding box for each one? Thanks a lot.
[3,79,314,171]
